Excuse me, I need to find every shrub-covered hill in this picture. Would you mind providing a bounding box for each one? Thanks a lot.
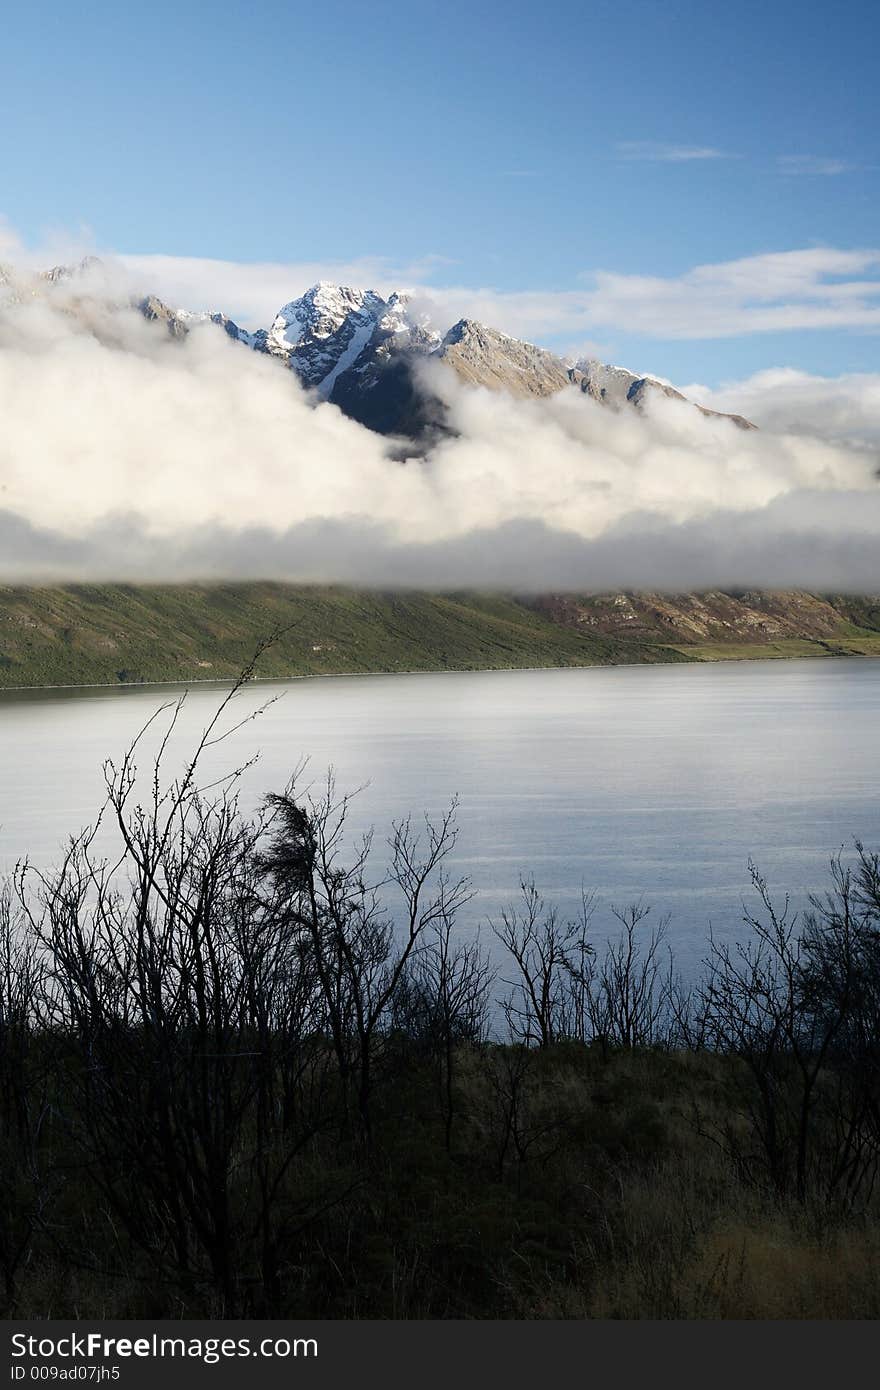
[0,584,688,688]
[1,583,879,689]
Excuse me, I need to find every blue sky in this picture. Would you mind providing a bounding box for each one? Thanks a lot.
[2,0,878,385]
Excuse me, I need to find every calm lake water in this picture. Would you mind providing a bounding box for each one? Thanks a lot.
[1,659,878,971]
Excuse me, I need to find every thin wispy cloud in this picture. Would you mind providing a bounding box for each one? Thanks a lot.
[778,155,860,176]
[416,248,880,343]
[579,247,880,338]
[616,141,736,163]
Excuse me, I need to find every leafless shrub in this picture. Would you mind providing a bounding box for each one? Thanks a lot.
[0,886,53,1312]
[255,780,470,1141]
[392,917,493,1150]
[491,877,595,1047]
[587,902,670,1053]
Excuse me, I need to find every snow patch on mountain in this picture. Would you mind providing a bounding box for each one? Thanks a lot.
[314,317,377,399]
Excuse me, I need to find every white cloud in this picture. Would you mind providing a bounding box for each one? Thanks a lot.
[682,367,880,449]
[112,245,880,346]
[118,252,453,330]
[0,278,877,592]
[8,209,880,348]
[581,248,880,338]
[0,215,102,275]
[409,248,880,344]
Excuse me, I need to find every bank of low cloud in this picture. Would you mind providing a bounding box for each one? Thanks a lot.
[0,282,877,591]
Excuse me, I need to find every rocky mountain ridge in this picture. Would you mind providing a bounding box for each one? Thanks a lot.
[0,257,756,436]
[530,589,874,645]
[207,278,756,435]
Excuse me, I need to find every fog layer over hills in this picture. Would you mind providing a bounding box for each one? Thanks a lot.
[0,258,878,589]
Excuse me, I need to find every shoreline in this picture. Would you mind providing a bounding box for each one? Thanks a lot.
[1,645,879,697]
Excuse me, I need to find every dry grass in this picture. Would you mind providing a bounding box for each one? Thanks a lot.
[674,1223,880,1318]
[671,635,880,662]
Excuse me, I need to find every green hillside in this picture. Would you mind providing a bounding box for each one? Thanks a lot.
[2,584,878,691]
[0,584,688,689]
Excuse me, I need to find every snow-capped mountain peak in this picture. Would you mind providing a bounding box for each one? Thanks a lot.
[125,273,756,434]
[268,282,386,354]
[377,291,415,336]
[242,282,440,401]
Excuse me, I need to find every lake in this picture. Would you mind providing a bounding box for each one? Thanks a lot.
[1,659,878,972]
